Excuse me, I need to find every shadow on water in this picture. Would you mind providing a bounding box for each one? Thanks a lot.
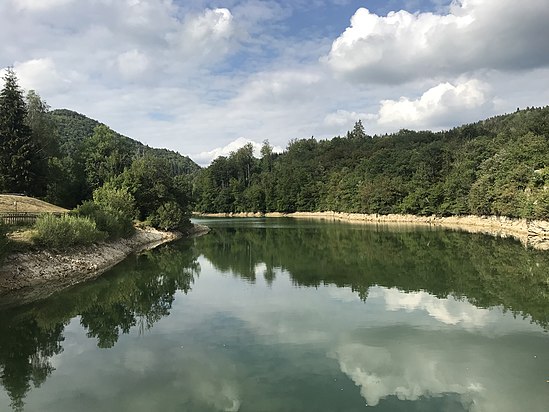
[0,239,199,411]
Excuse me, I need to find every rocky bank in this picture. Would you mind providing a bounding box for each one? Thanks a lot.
[196,212,549,250]
[0,224,210,306]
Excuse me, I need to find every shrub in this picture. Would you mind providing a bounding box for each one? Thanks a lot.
[531,190,549,220]
[74,200,134,240]
[33,214,106,249]
[149,201,189,231]
[92,183,137,219]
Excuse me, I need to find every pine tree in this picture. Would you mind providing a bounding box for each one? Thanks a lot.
[0,68,41,194]
[350,119,366,139]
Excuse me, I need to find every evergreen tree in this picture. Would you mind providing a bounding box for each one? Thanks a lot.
[0,68,41,194]
[349,120,366,139]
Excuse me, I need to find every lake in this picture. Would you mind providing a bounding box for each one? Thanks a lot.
[1,218,548,411]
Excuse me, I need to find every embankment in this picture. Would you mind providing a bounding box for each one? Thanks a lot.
[0,224,210,306]
[195,212,549,250]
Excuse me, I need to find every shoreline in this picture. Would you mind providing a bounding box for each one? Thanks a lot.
[195,211,549,250]
[0,224,210,307]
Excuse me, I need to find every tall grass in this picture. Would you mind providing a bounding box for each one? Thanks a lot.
[32,214,106,249]
[74,201,134,240]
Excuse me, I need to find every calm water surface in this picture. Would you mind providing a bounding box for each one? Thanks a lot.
[1,218,548,411]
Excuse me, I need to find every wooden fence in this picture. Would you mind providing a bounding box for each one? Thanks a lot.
[0,212,65,225]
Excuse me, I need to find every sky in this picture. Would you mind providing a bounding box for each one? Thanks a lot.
[1,0,549,166]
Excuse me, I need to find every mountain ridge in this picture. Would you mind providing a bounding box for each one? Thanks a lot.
[50,108,200,174]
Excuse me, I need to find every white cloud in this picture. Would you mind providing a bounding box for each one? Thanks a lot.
[377,79,492,129]
[117,50,150,79]
[193,8,233,38]
[323,109,376,131]
[192,137,283,166]
[325,0,549,83]
[320,78,494,135]
[1,0,549,164]
[169,8,236,64]
[234,70,324,106]
[12,0,74,11]
[13,58,71,94]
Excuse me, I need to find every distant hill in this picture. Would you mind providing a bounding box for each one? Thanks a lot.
[195,105,549,220]
[50,109,200,175]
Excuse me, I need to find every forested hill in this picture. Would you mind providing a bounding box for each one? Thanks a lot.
[41,109,200,209]
[194,106,549,219]
[50,109,199,175]
[1,69,199,233]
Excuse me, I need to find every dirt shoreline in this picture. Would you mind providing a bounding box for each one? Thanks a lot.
[0,224,210,306]
[195,211,549,250]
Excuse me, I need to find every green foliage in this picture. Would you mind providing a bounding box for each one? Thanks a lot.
[23,90,56,197]
[72,183,137,239]
[32,214,106,249]
[45,156,88,209]
[115,155,191,227]
[149,201,189,231]
[1,72,196,232]
[92,182,137,219]
[0,68,44,195]
[347,119,367,139]
[43,109,200,210]
[26,91,58,154]
[81,125,134,190]
[74,201,133,240]
[49,109,200,174]
[196,107,549,220]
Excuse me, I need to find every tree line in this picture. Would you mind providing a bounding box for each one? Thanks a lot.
[194,109,549,220]
[3,64,549,226]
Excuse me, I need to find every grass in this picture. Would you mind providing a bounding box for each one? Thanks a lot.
[0,195,67,213]
[5,228,35,253]
[32,214,106,249]
[0,195,68,256]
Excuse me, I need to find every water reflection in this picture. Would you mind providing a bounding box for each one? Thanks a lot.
[0,241,199,411]
[330,325,548,412]
[381,287,491,327]
[0,219,548,411]
[0,316,64,411]
[195,218,549,329]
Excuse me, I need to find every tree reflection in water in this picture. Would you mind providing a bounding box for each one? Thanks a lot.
[196,220,549,329]
[0,240,199,411]
[1,220,549,410]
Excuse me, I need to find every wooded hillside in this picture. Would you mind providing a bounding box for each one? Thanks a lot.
[1,69,199,237]
[195,106,549,220]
